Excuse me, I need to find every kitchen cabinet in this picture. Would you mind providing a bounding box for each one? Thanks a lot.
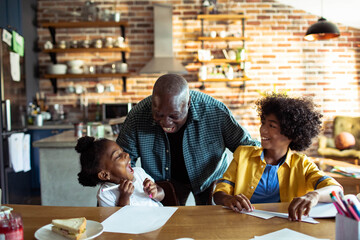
[195,14,251,88]
[28,127,72,190]
[0,0,22,34]
[39,21,130,93]
[32,130,117,206]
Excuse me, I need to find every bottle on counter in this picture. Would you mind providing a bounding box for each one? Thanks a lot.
[95,102,102,121]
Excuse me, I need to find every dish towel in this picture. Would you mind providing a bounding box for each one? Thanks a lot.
[8,133,31,172]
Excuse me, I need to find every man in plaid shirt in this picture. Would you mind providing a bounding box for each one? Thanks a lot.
[117,74,259,205]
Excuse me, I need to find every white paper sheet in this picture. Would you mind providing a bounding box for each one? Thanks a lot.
[22,134,31,172]
[10,52,20,82]
[250,228,329,240]
[101,206,178,234]
[309,203,337,218]
[8,133,24,172]
[241,209,319,224]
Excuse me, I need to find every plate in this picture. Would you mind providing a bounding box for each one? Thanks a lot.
[34,220,103,240]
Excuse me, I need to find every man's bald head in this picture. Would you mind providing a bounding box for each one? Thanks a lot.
[151,74,190,133]
[153,74,189,100]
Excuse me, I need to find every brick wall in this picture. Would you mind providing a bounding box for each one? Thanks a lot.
[37,0,360,155]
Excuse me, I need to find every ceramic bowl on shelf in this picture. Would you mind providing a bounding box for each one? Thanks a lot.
[68,67,83,74]
[67,60,84,68]
[47,64,67,74]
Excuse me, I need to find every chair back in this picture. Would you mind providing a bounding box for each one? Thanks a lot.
[156,181,180,206]
[207,180,218,205]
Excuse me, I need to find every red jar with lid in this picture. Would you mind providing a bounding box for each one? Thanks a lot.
[0,206,23,240]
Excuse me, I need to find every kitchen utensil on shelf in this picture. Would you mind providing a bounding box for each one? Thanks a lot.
[70,40,78,48]
[47,64,67,74]
[115,62,128,73]
[68,68,83,74]
[81,0,99,21]
[82,39,91,48]
[67,60,84,68]
[75,85,84,94]
[44,41,53,49]
[105,83,115,92]
[114,37,125,48]
[105,37,113,48]
[94,39,102,48]
[57,40,67,49]
[113,12,121,22]
[95,83,104,93]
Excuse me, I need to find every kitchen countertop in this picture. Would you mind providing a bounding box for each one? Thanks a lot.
[33,130,117,148]
[27,120,74,130]
[27,124,73,130]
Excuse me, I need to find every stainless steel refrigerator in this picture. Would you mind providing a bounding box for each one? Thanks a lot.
[0,28,28,204]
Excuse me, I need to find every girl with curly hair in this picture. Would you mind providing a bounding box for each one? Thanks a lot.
[213,93,342,221]
[76,136,164,207]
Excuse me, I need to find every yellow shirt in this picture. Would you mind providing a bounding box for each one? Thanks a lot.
[214,146,341,202]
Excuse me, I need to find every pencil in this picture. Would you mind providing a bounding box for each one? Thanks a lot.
[101,184,120,192]
[331,191,350,217]
[346,200,360,221]
[330,195,344,215]
[349,199,360,220]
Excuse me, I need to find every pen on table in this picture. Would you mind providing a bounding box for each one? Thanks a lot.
[101,184,120,192]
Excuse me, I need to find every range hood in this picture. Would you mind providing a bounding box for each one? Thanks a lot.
[139,4,187,74]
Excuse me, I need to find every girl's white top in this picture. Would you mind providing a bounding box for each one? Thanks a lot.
[97,167,163,207]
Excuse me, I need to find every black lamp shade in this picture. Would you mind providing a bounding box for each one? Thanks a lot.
[304,17,340,41]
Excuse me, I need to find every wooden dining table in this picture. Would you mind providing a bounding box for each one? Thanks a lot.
[8,203,335,240]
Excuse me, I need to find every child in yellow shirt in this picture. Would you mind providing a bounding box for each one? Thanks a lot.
[213,93,342,221]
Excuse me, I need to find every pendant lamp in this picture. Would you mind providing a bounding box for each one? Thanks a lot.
[304,0,340,41]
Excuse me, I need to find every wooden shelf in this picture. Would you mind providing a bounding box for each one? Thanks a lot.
[40,20,130,93]
[198,36,249,41]
[40,21,128,28]
[43,47,131,53]
[199,77,251,82]
[199,59,244,64]
[197,14,248,20]
[43,73,131,79]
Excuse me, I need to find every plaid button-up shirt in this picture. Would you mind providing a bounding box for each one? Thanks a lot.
[116,90,259,194]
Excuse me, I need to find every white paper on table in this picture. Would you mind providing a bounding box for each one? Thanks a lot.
[241,209,319,224]
[8,133,24,172]
[309,203,337,218]
[250,228,329,240]
[101,206,178,234]
[10,52,20,82]
[22,134,31,172]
